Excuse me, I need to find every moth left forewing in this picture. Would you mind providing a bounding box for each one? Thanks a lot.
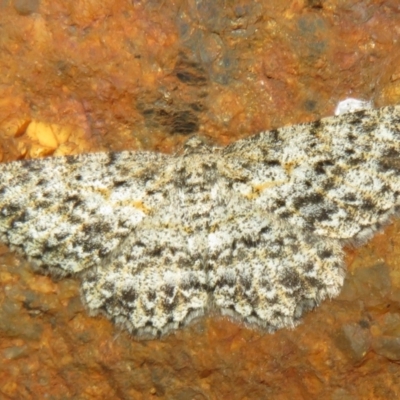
[0,151,169,276]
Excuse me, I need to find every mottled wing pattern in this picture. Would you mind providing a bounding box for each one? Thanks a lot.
[207,194,345,331]
[81,149,218,337]
[0,151,168,275]
[220,105,400,242]
[1,105,400,338]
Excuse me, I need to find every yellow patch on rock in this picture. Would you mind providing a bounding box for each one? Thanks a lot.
[26,121,60,149]
[24,121,83,157]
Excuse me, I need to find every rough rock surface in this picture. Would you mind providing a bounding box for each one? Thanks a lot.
[0,0,400,399]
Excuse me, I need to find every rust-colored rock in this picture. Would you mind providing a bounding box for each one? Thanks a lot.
[1,0,400,399]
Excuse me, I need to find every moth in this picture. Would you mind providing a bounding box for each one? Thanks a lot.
[1,105,399,338]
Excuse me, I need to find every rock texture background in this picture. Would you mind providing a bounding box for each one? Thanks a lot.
[1,0,400,399]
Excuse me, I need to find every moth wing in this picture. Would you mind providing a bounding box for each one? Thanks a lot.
[0,151,168,275]
[220,106,400,242]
